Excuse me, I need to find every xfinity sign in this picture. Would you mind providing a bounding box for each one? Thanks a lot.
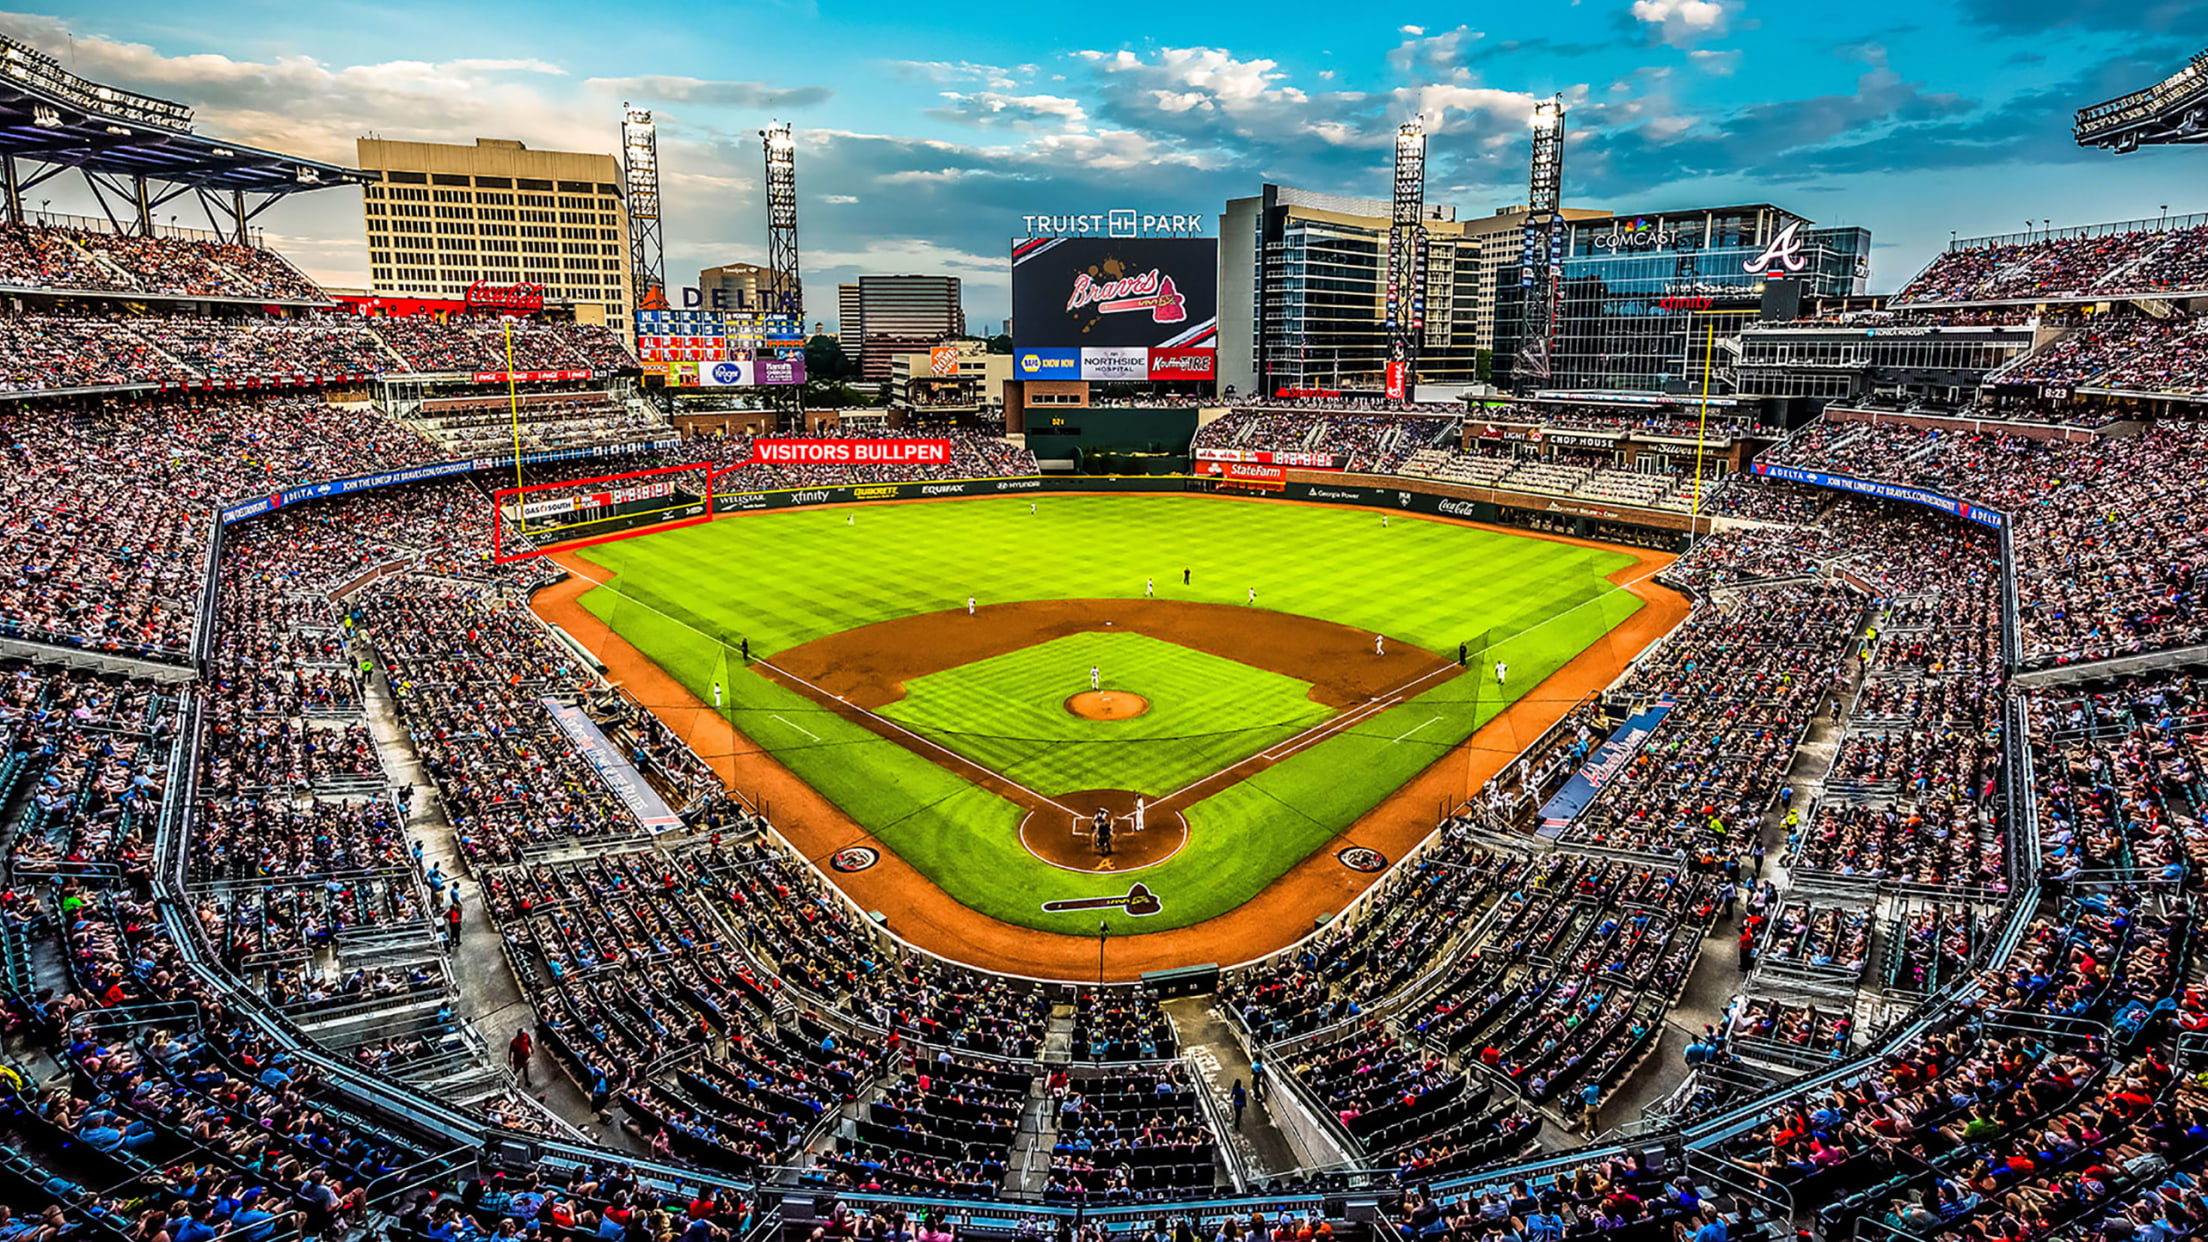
[1020,211,1207,238]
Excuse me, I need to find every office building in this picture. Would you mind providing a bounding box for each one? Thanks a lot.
[699,261,775,314]
[838,275,966,381]
[1493,204,1871,394]
[358,137,632,330]
[1218,186,1606,397]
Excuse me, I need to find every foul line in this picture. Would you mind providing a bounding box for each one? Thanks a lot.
[754,656,1085,819]
[1390,715,1443,745]
[770,714,821,742]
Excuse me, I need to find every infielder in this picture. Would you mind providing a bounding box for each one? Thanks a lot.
[1132,796,1146,834]
[713,682,723,709]
[1030,502,1036,514]
[1375,634,1385,656]
[1382,516,1389,528]
[1496,660,1509,687]
[1247,587,1256,605]
[967,596,976,616]
[1090,665,1101,689]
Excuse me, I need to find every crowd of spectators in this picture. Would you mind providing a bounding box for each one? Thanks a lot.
[1757,417,2208,668]
[0,223,326,300]
[1196,406,1456,472]
[2000,312,2208,397]
[1896,222,2208,304]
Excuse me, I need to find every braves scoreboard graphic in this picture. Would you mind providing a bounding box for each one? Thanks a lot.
[1011,237,1217,381]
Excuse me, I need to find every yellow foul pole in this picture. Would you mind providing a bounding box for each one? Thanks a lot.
[1689,324,1714,528]
[506,320,525,528]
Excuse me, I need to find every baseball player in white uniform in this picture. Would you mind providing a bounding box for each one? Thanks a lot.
[1375,634,1385,656]
[967,596,976,616]
[1089,665,1101,689]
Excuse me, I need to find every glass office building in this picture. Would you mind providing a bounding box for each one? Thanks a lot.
[1494,205,1870,394]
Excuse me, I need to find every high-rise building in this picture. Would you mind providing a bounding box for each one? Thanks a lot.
[358,137,632,331]
[1492,204,1872,394]
[837,275,965,381]
[1219,185,1607,397]
[698,262,774,314]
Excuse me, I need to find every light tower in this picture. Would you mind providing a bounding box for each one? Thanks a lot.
[1385,120,1427,402]
[620,106,665,313]
[761,122,803,428]
[1515,94,1566,388]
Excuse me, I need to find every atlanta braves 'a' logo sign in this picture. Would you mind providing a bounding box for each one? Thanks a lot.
[1745,222,1809,275]
[1066,269,1188,323]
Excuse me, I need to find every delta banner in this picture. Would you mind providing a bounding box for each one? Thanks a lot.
[1535,701,1676,839]
[1147,347,1216,380]
[1751,462,2004,529]
[1011,236,1219,354]
[1015,347,1081,380]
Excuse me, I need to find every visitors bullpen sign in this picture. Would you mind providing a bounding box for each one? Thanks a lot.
[742,439,953,468]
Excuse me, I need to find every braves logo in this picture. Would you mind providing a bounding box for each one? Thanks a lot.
[1744,221,1809,275]
[830,847,878,873]
[1066,268,1188,324]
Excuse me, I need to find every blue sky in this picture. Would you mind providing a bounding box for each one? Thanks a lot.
[12,0,2207,328]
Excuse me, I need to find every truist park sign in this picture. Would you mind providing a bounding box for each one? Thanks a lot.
[1019,209,1207,238]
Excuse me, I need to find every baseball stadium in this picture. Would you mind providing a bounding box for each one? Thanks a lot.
[1,23,2207,1242]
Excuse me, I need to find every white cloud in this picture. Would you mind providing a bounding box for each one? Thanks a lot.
[928,91,1090,131]
[881,60,1024,91]
[1630,0,1738,46]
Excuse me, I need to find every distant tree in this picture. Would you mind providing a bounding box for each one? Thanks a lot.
[986,334,1013,354]
[1476,349,1494,383]
[805,334,856,382]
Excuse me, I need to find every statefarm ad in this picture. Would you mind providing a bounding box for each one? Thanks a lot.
[1010,237,1218,380]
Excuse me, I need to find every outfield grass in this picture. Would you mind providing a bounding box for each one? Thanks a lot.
[876,631,1333,797]
[571,494,1646,935]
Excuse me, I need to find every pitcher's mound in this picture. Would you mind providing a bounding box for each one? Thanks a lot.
[1065,690,1150,721]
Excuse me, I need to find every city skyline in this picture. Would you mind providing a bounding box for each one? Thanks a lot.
[8,0,2206,328]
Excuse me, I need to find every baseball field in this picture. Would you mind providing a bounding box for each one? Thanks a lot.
[547,493,1658,946]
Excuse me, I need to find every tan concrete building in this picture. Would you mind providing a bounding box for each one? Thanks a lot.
[358,137,633,330]
[698,261,774,313]
[1458,204,1611,352]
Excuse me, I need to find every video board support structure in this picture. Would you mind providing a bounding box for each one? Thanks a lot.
[1386,121,1427,403]
[763,122,805,430]
[621,107,666,311]
[1515,95,1566,388]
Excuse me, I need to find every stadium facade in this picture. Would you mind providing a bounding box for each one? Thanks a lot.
[1493,204,1870,394]
[358,136,634,334]
[1217,184,1608,397]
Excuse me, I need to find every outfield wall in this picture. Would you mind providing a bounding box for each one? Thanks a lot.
[703,471,1709,550]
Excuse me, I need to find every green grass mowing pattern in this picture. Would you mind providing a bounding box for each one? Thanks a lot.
[874,631,1333,797]
[571,494,1646,936]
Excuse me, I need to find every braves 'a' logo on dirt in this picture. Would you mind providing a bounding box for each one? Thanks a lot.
[1042,882,1163,916]
[830,846,879,873]
[1337,846,1387,873]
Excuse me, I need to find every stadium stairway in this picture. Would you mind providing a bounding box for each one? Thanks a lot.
[1161,995,1301,1179]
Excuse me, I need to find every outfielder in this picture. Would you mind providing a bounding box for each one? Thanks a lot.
[1496,660,1509,688]
[1247,587,1256,605]
[713,682,723,709]
[1145,577,1154,598]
